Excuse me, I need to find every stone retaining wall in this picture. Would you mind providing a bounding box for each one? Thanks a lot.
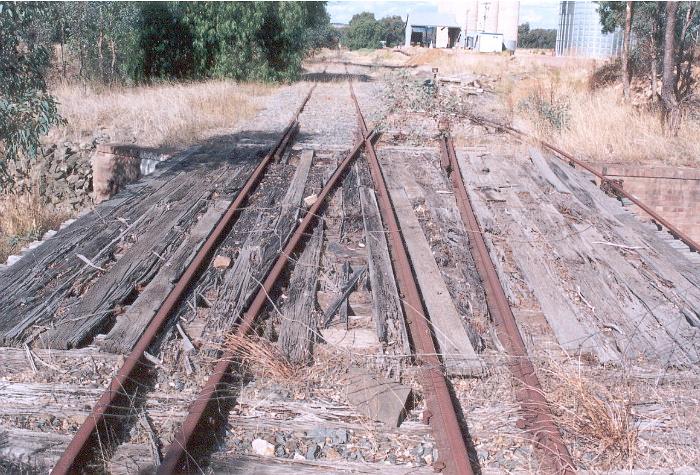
[1,142,96,212]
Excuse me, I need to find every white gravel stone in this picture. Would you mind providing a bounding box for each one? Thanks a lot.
[252,438,275,457]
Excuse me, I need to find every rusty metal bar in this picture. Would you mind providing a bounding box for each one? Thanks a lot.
[469,115,700,253]
[51,87,316,475]
[349,83,474,475]
[157,129,377,474]
[442,135,576,474]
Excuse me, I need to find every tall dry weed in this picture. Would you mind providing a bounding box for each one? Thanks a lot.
[540,358,638,469]
[51,80,275,148]
[507,60,700,166]
[0,191,68,262]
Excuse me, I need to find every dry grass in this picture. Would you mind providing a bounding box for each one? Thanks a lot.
[541,358,638,470]
[489,55,700,167]
[224,333,302,383]
[0,192,68,263]
[409,48,700,166]
[50,80,276,148]
[508,73,700,166]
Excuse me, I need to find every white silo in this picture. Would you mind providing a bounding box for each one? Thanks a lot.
[464,0,479,47]
[479,0,499,33]
[498,1,520,50]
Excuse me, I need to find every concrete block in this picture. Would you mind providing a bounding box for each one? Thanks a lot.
[92,144,141,203]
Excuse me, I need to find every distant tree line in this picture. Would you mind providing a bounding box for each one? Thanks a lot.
[597,1,699,134]
[343,12,405,50]
[517,23,556,49]
[0,1,334,172]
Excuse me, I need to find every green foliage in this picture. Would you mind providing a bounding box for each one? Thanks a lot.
[380,15,406,47]
[518,88,570,131]
[344,12,406,50]
[517,23,556,49]
[305,13,340,51]
[597,1,699,100]
[344,12,384,50]
[139,2,194,80]
[182,2,328,81]
[596,1,626,34]
[0,2,63,170]
[59,2,142,84]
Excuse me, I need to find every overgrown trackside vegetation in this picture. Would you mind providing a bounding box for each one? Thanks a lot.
[39,1,331,84]
[1,1,334,262]
[597,1,700,134]
[0,1,333,171]
[343,12,405,50]
[0,3,63,173]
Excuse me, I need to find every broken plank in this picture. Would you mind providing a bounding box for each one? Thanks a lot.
[358,186,410,357]
[343,367,412,428]
[99,200,233,354]
[205,149,315,341]
[43,179,211,349]
[279,221,324,365]
[323,265,366,328]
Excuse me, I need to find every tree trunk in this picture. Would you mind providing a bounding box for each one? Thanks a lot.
[97,6,105,82]
[59,14,66,82]
[649,20,658,103]
[660,1,680,135]
[109,39,116,84]
[622,1,633,102]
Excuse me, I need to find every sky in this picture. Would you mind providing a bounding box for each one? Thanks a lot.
[327,1,560,30]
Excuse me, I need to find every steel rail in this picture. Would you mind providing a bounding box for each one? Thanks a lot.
[51,86,316,475]
[349,83,474,475]
[441,134,576,473]
[157,128,378,474]
[469,115,700,254]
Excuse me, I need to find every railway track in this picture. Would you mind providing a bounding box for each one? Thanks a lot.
[3,60,698,474]
[49,74,520,475]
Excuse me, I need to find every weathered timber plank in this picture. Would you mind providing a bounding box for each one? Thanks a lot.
[279,221,324,364]
[358,187,410,357]
[388,156,487,349]
[208,454,435,474]
[458,152,620,363]
[529,147,570,194]
[99,200,233,354]
[43,179,213,349]
[0,150,255,347]
[533,152,700,364]
[343,368,412,428]
[0,171,187,346]
[385,186,483,376]
[210,454,434,475]
[204,150,314,341]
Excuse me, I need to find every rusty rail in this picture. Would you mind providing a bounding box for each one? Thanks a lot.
[156,128,378,473]
[51,86,316,475]
[349,83,475,475]
[441,134,576,473]
[469,115,700,254]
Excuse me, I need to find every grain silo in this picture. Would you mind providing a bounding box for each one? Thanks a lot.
[459,0,520,51]
[498,2,520,51]
[556,1,623,58]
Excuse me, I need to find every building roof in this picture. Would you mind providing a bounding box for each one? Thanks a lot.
[407,11,460,28]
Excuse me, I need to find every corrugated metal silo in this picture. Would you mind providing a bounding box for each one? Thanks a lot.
[556,1,624,58]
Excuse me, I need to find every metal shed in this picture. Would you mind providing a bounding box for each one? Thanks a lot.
[405,12,461,48]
